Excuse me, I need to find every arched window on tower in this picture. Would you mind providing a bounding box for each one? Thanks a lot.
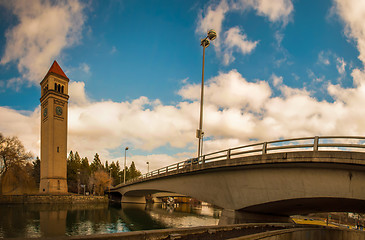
[54,83,57,91]
[61,85,64,94]
[57,84,61,92]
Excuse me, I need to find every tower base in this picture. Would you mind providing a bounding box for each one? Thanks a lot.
[39,178,68,193]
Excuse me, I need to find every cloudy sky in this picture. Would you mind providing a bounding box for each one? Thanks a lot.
[1,0,365,173]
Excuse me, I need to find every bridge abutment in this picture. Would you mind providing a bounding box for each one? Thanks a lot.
[219,209,293,225]
[108,192,122,203]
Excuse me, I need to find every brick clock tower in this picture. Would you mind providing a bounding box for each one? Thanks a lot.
[39,61,69,193]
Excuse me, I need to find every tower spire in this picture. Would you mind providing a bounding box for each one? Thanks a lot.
[46,60,69,80]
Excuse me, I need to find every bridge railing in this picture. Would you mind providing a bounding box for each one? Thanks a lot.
[123,136,365,186]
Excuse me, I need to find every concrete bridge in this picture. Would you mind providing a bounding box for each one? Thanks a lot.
[109,136,365,223]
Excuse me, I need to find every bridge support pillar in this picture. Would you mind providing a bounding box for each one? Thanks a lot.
[121,195,146,204]
[152,197,163,203]
[219,209,293,225]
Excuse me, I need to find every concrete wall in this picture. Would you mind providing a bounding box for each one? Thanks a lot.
[23,223,365,240]
[232,228,365,240]
[30,223,295,240]
[0,194,108,204]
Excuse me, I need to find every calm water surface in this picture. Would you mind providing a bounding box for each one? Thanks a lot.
[0,203,221,238]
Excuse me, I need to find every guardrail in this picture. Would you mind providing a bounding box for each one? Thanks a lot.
[119,136,365,187]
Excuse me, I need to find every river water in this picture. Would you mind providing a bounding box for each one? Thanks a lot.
[0,203,221,238]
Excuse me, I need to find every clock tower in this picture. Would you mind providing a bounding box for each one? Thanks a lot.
[39,60,69,193]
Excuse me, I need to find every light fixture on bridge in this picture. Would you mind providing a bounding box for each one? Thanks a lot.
[124,147,129,184]
[197,29,217,159]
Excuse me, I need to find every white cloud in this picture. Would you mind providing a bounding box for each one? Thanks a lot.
[0,0,86,84]
[237,0,293,26]
[334,0,365,65]
[333,0,365,87]
[69,81,89,106]
[181,77,189,84]
[79,63,90,74]
[196,0,229,51]
[128,154,183,173]
[6,77,24,92]
[223,27,259,65]
[196,0,293,65]
[336,57,346,74]
[5,67,365,174]
[179,70,271,111]
[318,51,330,65]
[0,106,40,158]
[271,74,283,87]
[307,69,325,84]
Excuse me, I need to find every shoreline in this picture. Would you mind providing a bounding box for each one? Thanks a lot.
[0,194,108,204]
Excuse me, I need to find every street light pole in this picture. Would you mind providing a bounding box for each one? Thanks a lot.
[109,169,111,192]
[124,147,129,184]
[77,170,80,195]
[146,161,150,175]
[197,29,217,159]
[197,42,206,160]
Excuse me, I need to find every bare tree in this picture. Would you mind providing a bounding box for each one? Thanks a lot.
[0,134,33,194]
[88,170,112,195]
[0,134,33,175]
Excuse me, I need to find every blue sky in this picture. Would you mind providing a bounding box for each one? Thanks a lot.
[1,0,365,172]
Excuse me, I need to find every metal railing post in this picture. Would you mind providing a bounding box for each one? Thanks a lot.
[262,142,267,154]
[314,136,319,151]
[202,155,205,168]
[227,149,231,160]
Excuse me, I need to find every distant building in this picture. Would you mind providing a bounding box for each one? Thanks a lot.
[39,61,69,193]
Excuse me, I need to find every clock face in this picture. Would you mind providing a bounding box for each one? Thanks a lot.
[43,108,48,117]
[56,106,63,116]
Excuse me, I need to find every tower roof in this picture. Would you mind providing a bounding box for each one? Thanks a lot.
[46,60,69,80]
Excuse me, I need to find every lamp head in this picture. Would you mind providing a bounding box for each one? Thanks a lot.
[207,29,217,41]
[125,147,129,150]
[201,38,210,47]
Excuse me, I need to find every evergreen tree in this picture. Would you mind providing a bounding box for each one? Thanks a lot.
[81,157,89,170]
[128,161,141,180]
[32,157,40,188]
[68,151,74,162]
[105,160,109,172]
[109,161,121,185]
[90,153,103,172]
[74,151,81,165]
[67,150,81,193]
[80,157,90,193]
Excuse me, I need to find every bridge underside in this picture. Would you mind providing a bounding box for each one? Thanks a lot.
[242,197,365,216]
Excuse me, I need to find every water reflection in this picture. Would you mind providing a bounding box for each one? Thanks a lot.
[145,203,220,228]
[0,202,221,238]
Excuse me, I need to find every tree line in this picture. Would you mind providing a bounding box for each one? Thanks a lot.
[67,151,141,195]
[0,133,141,195]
